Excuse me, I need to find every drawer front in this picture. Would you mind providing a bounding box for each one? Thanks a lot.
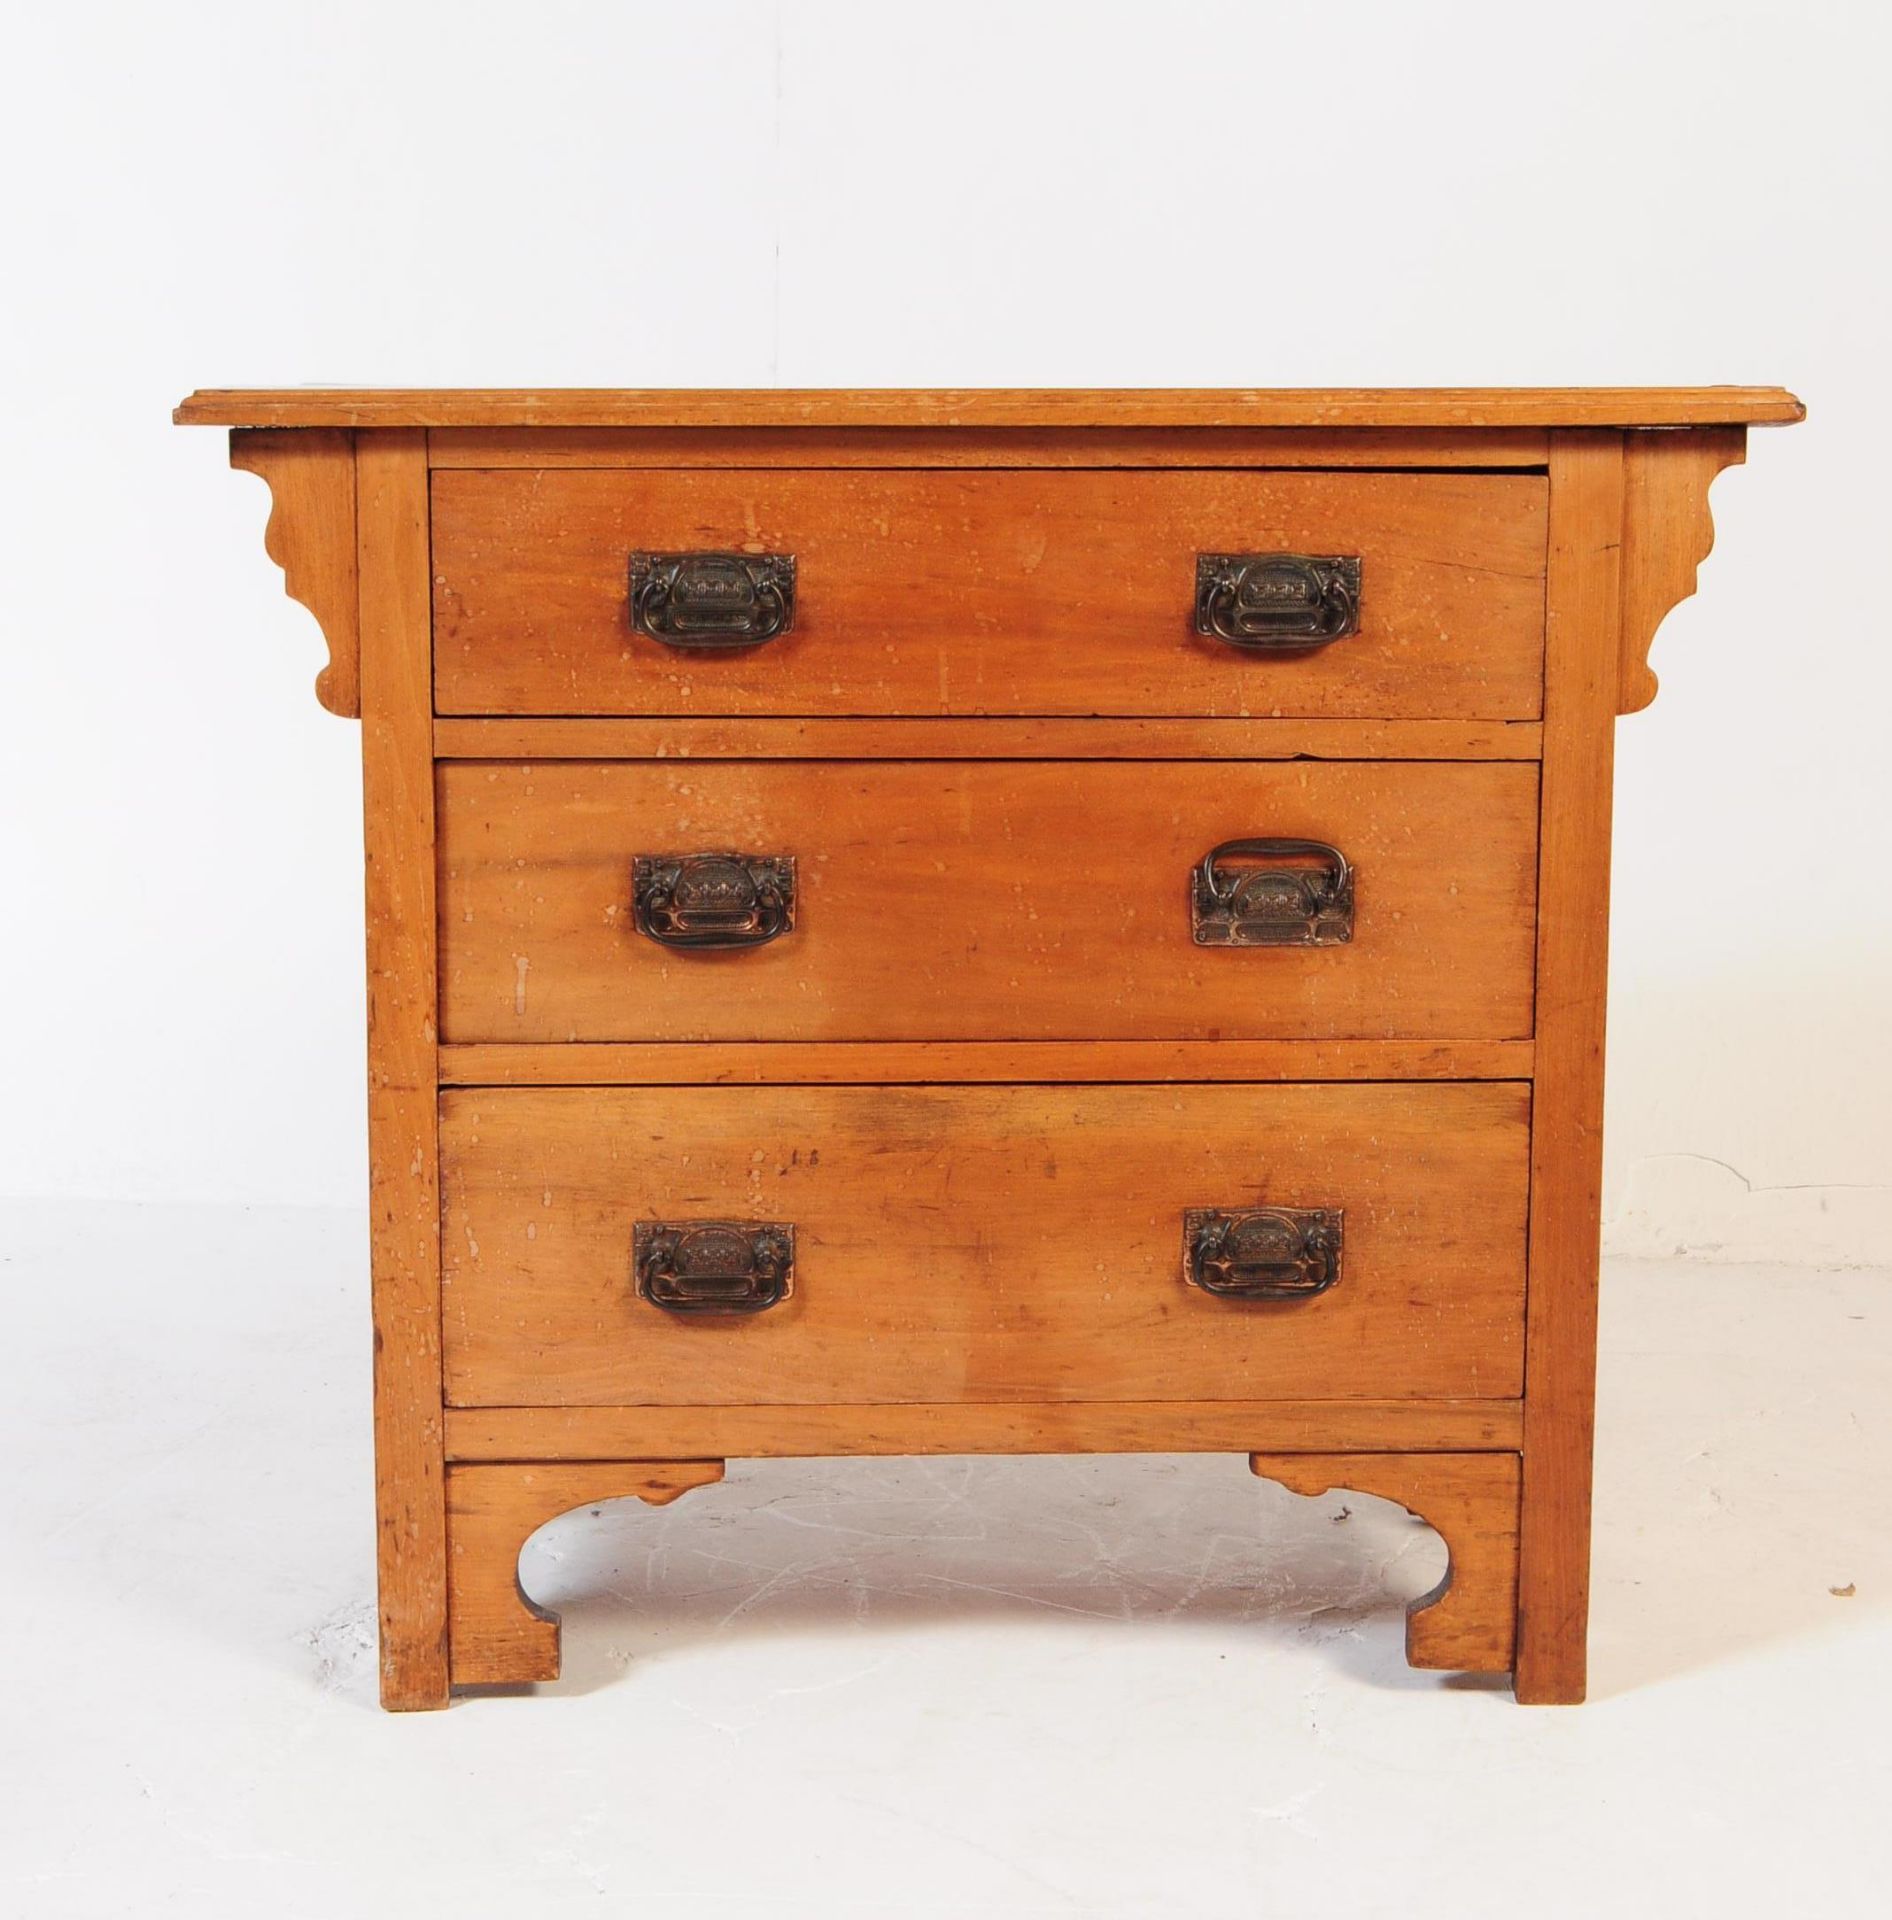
[437,759,1538,1043]
[440,1083,1530,1406]
[432,468,1547,719]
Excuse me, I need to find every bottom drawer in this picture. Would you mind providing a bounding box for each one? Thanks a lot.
[441,1082,1529,1407]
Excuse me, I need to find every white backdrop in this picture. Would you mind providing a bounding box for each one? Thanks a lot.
[4,0,1886,1261]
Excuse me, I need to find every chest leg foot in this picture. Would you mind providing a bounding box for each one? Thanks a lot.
[1250,1451,1521,1681]
[445,1461,724,1689]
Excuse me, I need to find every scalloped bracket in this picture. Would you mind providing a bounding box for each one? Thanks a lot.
[1618,425,1747,715]
[1250,1451,1521,1674]
[445,1460,725,1687]
[227,428,359,716]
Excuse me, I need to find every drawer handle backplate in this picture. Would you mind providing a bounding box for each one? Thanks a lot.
[633,852,796,950]
[1195,552,1361,650]
[629,550,797,649]
[635,1221,795,1314]
[1184,1207,1342,1301]
[1192,838,1354,947]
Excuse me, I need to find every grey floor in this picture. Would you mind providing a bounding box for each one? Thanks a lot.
[4,1201,1886,1917]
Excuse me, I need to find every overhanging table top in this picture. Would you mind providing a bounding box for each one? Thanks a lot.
[174,386,1806,431]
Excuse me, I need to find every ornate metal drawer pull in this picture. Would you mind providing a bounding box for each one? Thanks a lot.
[1192,838,1354,947]
[1184,1208,1342,1301]
[633,852,795,950]
[1195,552,1361,650]
[628,550,797,648]
[635,1221,794,1314]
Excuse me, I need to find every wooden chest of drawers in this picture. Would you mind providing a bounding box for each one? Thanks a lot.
[176,385,1801,1707]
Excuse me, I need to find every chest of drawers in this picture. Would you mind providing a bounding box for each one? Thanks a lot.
[176,385,1801,1708]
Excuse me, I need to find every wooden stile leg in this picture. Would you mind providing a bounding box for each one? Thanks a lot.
[1514,432,1628,1705]
[357,430,451,1710]
[445,1462,725,1688]
[1251,1453,1522,1674]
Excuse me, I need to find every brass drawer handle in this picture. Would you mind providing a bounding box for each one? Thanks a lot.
[1184,1207,1342,1301]
[1195,552,1361,650]
[1192,838,1354,947]
[629,550,797,648]
[633,852,795,950]
[635,1221,795,1314]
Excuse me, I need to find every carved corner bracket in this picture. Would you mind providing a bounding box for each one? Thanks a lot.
[228,428,360,717]
[1618,425,1747,715]
[1249,1451,1521,1674]
[444,1461,725,1688]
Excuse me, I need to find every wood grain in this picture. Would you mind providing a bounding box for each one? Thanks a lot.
[430,467,1548,721]
[227,428,358,715]
[174,386,1807,429]
[436,1038,1534,1086]
[1619,426,1748,714]
[446,1400,1523,1461]
[439,1082,1531,1407]
[431,716,1544,761]
[357,430,449,1710]
[446,1461,723,1686]
[436,759,1540,1045]
[1252,1452,1521,1672]
[1514,432,1627,1706]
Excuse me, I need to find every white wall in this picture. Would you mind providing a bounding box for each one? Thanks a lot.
[3,0,1886,1260]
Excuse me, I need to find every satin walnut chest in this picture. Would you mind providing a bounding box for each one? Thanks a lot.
[174,384,1802,1708]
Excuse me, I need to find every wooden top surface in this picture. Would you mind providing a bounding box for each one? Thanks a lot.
[175,386,1805,431]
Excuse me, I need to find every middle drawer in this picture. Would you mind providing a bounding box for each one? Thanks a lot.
[438,759,1539,1042]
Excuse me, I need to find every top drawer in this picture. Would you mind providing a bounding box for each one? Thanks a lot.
[432,468,1547,719]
